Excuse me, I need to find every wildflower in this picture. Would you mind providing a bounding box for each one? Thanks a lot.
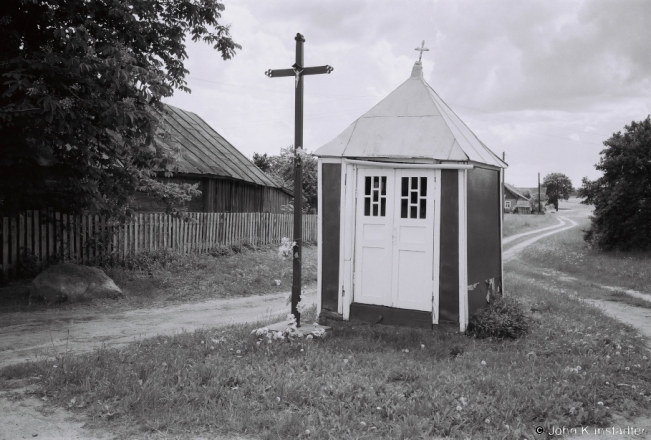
[597,401,604,406]
[404,349,409,353]
[162,362,167,366]
[606,355,611,359]
[481,360,487,366]
[276,397,281,402]
[267,340,272,344]
[343,359,349,364]
[485,418,491,424]
[305,429,311,435]
[616,344,622,350]
[201,340,205,344]
[576,366,582,371]
[256,341,261,345]
[236,350,241,354]
[360,421,367,427]
[616,352,621,355]
[53,365,57,368]
[300,349,304,352]
[460,397,467,406]
[377,407,382,411]
[306,335,314,340]
[456,405,462,411]
[420,344,425,349]
[606,382,610,385]
[210,346,215,350]
[643,356,648,360]
[625,367,630,371]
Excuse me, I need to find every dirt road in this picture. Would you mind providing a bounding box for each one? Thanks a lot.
[0,289,316,370]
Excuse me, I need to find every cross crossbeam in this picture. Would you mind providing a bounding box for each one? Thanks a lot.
[265,33,333,327]
[415,40,429,62]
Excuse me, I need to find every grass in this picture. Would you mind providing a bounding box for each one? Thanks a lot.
[2,272,650,439]
[518,218,651,295]
[0,244,318,313]
[502,213,559,238]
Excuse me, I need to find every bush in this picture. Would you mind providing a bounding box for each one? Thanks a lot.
[466,296,531,339]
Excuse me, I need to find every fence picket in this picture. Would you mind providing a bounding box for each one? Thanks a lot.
[10,216,17,276]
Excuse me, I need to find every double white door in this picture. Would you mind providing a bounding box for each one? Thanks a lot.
[353,168,435,312]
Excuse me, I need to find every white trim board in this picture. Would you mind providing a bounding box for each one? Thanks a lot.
[316,159,323,317]
[458,169,469,332]
[345,159,474,170]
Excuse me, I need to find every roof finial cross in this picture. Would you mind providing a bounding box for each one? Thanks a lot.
[415,40,429,63]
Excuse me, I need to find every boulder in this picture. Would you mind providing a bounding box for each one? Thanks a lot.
[29,263,123,304]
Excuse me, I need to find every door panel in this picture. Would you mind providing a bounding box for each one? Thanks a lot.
[391,170,434,311]
[354,169,394,307]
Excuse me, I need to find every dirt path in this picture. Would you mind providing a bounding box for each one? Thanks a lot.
[0,288,316,370]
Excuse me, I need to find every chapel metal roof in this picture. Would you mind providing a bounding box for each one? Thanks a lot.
[314,62,507,168]
[159,105,287,189]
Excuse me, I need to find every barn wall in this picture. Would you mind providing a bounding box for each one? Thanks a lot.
[133,177,204,212]
[134,176,292,213]
[321,163,341,312]
[466,167,502,315]
[439,169,459,323]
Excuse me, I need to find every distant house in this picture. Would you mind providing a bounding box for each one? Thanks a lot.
[504,183,531,214]
[135,105,292,213]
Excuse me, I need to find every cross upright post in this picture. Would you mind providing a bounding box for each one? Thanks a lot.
[265,33,333,327]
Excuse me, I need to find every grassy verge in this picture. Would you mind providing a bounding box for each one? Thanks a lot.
[0,245,318,313]
[502,213,559,238]
[518,218,651,295]
[2,271,650,439]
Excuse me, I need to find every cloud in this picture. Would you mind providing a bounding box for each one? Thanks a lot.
[165,0,650,187]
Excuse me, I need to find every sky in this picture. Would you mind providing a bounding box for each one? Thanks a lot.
[165,0,651,188]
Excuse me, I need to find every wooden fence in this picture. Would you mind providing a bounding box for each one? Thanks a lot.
[1,210,317,282]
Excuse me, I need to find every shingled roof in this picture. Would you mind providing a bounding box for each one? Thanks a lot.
[159,105,286,190]
[314,62,506,169]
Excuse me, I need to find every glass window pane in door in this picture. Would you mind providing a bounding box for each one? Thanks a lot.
[420,177,427,196]
[364,198,370,216]
[401,177,408,197]
[380,198,386,216]
[410,205,417,218]
[401,199,408,218]
[365,176,371,195]
[419,199,427,218]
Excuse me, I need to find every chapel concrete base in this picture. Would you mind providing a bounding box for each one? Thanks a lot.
[264,320,332,337]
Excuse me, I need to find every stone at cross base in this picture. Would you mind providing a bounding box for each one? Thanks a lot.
[29,263,123,304]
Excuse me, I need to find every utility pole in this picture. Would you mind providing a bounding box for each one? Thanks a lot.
[538,172,541,215]
[265,34,333,326]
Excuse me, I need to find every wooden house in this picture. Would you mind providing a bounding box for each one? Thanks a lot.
[314,61,507,332]
[504,183,531,214]
[134,105,292,213]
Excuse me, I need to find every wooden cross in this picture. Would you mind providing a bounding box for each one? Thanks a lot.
[265,33,333,327]
[415,40,429,62]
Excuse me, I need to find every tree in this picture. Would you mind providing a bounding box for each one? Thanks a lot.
[542,173,572,211]
[252,152,272,173]
[254,146,318,213]
[0,0,240,218]
[529,192,548,214]
[579,116,651,251]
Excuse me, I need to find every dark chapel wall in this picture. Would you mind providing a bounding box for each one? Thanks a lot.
[320,163,341,312]
[439,169,460,323]
[466,167,502,315]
